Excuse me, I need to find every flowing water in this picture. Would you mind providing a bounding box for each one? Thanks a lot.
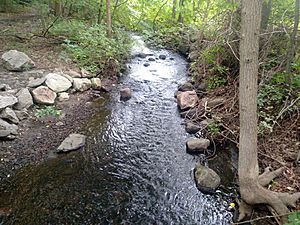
[0,36,234,225]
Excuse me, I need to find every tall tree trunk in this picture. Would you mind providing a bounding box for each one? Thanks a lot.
[172,0,177,19]
[178,0,184,23]
[97,0,104,24]
[106,0,112,38]
[238,0,300,223]
[261,0,272,30]
[286,0,300,75]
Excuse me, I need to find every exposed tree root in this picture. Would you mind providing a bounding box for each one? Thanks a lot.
[238,167,300,224]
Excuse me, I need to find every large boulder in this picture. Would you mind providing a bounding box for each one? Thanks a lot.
[73,78,92,92]
[57,133,86,152]
[177,90,199,110]
[0,118,18,139]
[1,50,35,71]
[0,93,18,110]
[194,164,221,194]
[14,88,33,110]
[186,138,210,153]
[45,73,72,93]
[120,88,132,101]
[0,107,19,124]
[31,86,57,105]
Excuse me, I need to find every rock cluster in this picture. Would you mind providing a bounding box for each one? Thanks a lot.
[0,50,103,139]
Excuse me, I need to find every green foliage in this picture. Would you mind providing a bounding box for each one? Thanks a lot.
[35,106,61,118]
[50,20,131,74]
[207,75,227,90]
[284,212,300,225]
[207,122,220,135]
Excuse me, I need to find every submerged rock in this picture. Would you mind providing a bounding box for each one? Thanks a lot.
[159,54,167,60]
[186,138,210,153]
[148,57,156,61]
[1,50,35,71]
[194,164,221,194]
[57,133,86,152]
[137,53,147,58]
[144,63,150,67]
[177,90,199,110]
[31,86,57,105]
[120,87,132,101]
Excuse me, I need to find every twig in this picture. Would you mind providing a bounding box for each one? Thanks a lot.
[42,16,60,37]
[258,152,287,167]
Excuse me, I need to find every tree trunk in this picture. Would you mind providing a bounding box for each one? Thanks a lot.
[178,0,184,23]
[97,0,104,24]
[261,0,272,30]
[106,0,112,38]
[238,0,300,223]
[172,0,177,19]
[286,0,300,75]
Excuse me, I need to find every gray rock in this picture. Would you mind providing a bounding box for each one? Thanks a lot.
[0,118,18,138]
[185,122,201,134]
[178,82,194,92]
[186,138,210,153]
[188,51,199,62]
[144,63,150,67]
[159,54,167,60]
[14,88,33,110]
[137,53,147,58]
[66,70,82,78]
[148,57,156,61]
[15,109,29,121]
[0,84,11,91]
[31,86,57,105]
[57,133,86,152]
[45,73,72,93]
[200,97,225,108]
[73,78,92,92]
[0,107,19,124]
[60,73,73,83]
[27,77,46,88]
[81,68,93,78]
[120,88,132,101]
[194,164,221,194]
[1,50,35,71]
[0,93,18,110]
[58,92,69,102]
[177,90,199,110]
[91,78,102,90]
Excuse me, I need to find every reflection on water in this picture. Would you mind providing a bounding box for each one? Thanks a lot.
[0,36,234,225]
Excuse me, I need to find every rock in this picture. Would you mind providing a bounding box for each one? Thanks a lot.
[120,88,132,101]
[45,73,72,93]
[14,109,29,121]
[91,78,102,90]
[189,51,199,62]
[0,118,18,138]
[137,53,147,58]
[178,44,189,56]
[66,70,81,78]
[0,84,11,91]
[31,86,57,105]
[177,90,199,110]
[58,92,69,102]
[144,63,150,67]
[200,97,225,108]
[185,122,201,134]
[81,68,93,78]
[73,78,92,92]
[186,138,210,153]
[27,77,46,88]
[14,88,33,110]
[148,57,155,61]
[194,164,221,194]
[1,50,35,72]
[60,73,73,83]
[0,93,18,110]
[0,108,19,124]
[180,108,197,119]
[178,82,194,92]
[200,119,214,127]
[170,57,175,60]
[55,121,64,126]
[57,133,86,152]
[159,54,167,60]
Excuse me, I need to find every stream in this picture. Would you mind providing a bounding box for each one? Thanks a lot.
[0,36,235,224]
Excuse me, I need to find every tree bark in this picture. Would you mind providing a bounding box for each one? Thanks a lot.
[261,0,272,30]
[238,0,300,223]
[286,0,300,75]
[97,0,104,24]
[106,0,112,38]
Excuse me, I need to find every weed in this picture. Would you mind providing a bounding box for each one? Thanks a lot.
[207,75,227,90]
[35,106,61,118]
